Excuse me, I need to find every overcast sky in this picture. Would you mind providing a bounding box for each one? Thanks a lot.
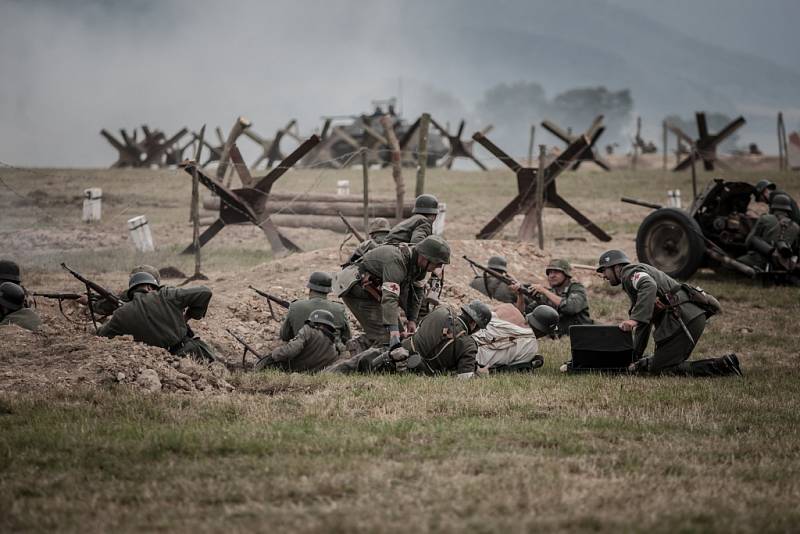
[1,0,797,166]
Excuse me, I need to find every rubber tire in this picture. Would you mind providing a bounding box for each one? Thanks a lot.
[636,208,706,280]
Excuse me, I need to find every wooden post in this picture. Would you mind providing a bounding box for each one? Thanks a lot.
[690,148,698,201]
[662,120,667,170]
[362,148,369,233]
[527,124,536,166]
[415,113,430,197]
[536,144,546,249]
[380,115,405,222]
[191,125,205,277]
[778,112,787,171]
[632,116,641,171]
[219,116,252,188]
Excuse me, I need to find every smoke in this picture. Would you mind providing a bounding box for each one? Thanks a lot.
[1,0,798,166]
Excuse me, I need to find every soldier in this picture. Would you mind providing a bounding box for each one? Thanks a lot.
[511,258,592,337]
[97,272,216,361]
[256,309,339,372]
[382,194,439,245]
[347,218,391,265]
[280,272,351,354]
[0,282,41,331]
[337,235,451,349]
[468,255,518,303]
[327,300,491,378]
[738,194,800,272]
[473,305,559,373]
[88,264,162,316]
[0,259,33,308]
[754,179,800,223]
[596,249,741,377]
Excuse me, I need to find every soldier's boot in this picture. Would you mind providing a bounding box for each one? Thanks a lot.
[627,356,652,374]
[722,353,743,377]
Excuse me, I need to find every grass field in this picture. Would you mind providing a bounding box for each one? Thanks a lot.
[2,162,800,532]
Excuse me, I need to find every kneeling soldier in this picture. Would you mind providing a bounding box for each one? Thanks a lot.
[382,194,439,245]
[281,272,351,354]
[256,309,339,372]
[468,255,518,303]
[597,249,741,377]
[97,272,216,361]
[0,282,42,331]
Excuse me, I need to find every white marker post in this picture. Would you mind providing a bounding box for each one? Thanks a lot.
[127,215,155,252]
[82,188,102,222]
[337,179,351,196]
[433,202,447,236]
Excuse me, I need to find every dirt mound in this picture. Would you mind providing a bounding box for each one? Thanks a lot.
[0,321,234,395]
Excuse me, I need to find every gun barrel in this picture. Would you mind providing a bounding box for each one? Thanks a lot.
[33,292,83,300]
[338,211,364,242]
[61,263,122,307]
[621,197,662,210]
[248,285,291,308]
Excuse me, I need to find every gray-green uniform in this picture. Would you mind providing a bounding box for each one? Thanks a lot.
[769,189,800,224]
[524,281,592,336]
[97,286,216,361]
[348,236,387,265]
[280,294,351,350]
[0,308,41,331]
[257,323,337,372]
[382,214,433,245]
[469,275,518,303]
[738,211,800,270]
[620,263,730,376]
[340,244,427,345]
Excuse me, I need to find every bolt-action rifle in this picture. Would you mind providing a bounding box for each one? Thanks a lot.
[61,263,121,331]
[337,211,364,242]
[226,328,264,368]
[249,285,290,320]
[462,256,539,299]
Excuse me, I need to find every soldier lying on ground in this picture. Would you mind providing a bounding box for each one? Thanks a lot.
[325,300,491,378]
[281,271,351,355]
[0,282,41,331]
[85,264,162,316]
[738,193,799,274]
[346,218,391,265]
[510,258,593,337]
[468,255,518,304]
[596,249,741,377]
[753,179,800,224]
[337,235,451,349]
[97,272,216,361]
[473,304,559,374]
[382,194,439,245]
[256,309,339,372]
[0,259,33,308]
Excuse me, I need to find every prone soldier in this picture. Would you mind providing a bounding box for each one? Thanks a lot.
[738,193,800,273]
[337,235,451,349]
[473,305,559,373]
[256,309,339,372]
[468,255,518,304]
[97,272,217,361]
[0,259,33,308]
[510,258,593,337]
[88,264,162,316]
[326,300,491,378]
[382,194,439,245]
[280,271,351,354]
[0,282,42,331]
[347,218,391,265]
[596,249,741,377]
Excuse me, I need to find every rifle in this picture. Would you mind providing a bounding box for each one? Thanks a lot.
[463,256,538,299]
[61,263,121,331]
[249,285,290,320]
[337,211,365,242]
[33,292,85,300]
[226,328,264,368]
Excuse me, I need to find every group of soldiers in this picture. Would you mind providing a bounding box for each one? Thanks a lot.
[3,189,746,378]
[738,179,800,274]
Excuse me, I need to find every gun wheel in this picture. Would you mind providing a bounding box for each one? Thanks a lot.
[636,208,705,279]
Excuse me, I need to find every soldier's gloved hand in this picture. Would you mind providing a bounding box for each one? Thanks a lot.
[405,320,417,335]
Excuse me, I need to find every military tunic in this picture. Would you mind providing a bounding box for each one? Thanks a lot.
[619,263,722,376]
[347,235,388,265]
[257,324,337,372]
[280,295,351,346]
[97,286,216,360]
[0,308,42,331]
[400,306,477,375]
[340,244,427,345]
[382,214,433,245]
[738,212,800,269]
[769,189,800,224]
[524,281,592,337]
[469,275,517,304]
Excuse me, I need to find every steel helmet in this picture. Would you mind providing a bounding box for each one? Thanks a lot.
[307,271,333,293]
[460,300,492,330]
[596,250,631,272]
[368,218,391,235]
[308,309,336,329]
[0,282,25,312]
[770,194,793,215]
[546,258,572,277]
[0,260,21,284]
[413,194,439,215]
[526,305,559,334]
[487,256,508,273]
[754,179,776,196]
[415,235,451,265]
[130,264,161,284]
[127,271,159,298]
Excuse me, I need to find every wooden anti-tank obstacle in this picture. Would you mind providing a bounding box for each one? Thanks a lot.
[667,112,746,172]
[429,118,491,170]
[100,126,188,168]
[472,132,611,242]
[541,115,610,171]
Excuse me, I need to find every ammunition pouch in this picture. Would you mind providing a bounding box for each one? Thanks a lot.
[678,284,722,318]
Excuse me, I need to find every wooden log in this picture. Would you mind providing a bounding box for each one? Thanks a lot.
[219,116,252,187]
[263,201,412,218]
[202,194,408,211]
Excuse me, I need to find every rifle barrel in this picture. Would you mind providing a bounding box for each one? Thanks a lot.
[621,197,662,210]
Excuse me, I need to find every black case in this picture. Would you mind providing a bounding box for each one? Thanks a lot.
[568,325,634,372]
